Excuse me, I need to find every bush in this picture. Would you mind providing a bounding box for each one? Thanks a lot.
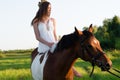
[100,40,115,49]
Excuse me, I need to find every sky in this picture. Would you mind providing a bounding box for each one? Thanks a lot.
[0,0,120,50]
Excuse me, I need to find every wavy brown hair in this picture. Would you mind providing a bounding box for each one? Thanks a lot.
[31,1,50,25]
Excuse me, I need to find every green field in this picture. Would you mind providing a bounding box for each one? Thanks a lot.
[0,49,120,80]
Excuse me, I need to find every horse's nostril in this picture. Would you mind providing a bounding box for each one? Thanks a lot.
[106,63,110,70]
[106,63,110,67]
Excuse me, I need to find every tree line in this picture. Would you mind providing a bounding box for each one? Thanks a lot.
[83,15,120,49]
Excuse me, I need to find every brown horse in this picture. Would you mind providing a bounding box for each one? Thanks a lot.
[31,24,112,80]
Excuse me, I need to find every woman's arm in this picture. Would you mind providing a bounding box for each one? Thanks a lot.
[52,18,58,41]
[33,21,54,47]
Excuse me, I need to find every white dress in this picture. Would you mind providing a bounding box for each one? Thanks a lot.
[37,19,56,53]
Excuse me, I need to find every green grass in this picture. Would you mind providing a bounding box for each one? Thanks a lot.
[0,52,32,80]
[0,50,120,80]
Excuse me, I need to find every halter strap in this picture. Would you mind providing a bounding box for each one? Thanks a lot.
[80,36,105,77]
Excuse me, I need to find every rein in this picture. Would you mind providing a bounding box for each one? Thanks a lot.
[106,67,120,78]
[84,49,120,79]
[89,52,105,77]
[80,37,104,77]
[89,63,95,77]
[113,68,120,73]
[89,60,120,78]
[79,32,120,78]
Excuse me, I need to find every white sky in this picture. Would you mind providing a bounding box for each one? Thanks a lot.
[0,0,120,50]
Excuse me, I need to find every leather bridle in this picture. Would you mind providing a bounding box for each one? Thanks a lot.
[79,35,120,78]
[81,42,105,77]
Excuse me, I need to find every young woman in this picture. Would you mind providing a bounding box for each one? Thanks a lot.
[31,0,82,78]
[31,1,57,53]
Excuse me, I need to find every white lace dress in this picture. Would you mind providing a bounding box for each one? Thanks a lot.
[37,19,56,53]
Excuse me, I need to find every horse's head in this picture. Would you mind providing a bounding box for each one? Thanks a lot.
[75,24,112,71]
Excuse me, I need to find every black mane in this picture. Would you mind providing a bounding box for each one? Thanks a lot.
[54,30,94,52]
[54,32,79,52]
[82,30,94,38]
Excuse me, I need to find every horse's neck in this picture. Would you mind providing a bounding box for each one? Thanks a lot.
[61,50,77,73]
[52,49,77,74]
[46,33,79,75]
[61,49,77,65]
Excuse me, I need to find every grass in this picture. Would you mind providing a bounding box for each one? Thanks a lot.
[0,69,32,80]
[0,51,32,80]
[0,50,120,80]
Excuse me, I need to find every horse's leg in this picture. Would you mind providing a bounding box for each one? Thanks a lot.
[31,47,38,63]
[66,68,74,80]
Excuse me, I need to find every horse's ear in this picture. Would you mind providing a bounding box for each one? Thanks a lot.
[75,27,78,33]
[88,24,93,32]
[74,27,83,35]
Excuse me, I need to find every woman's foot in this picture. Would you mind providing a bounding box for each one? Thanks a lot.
[72,67,82,78]
[74,71,82,78]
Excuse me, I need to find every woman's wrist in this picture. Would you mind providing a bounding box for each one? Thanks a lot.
[47,42,54,48]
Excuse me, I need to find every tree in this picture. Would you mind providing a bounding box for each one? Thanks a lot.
[82,16,120,49]
[111,16,120,37]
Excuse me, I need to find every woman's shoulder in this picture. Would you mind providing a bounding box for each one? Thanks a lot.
[50,18,56,22]
[49,18,56,28]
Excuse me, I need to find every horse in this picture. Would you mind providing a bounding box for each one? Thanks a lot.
[31,24,112,80]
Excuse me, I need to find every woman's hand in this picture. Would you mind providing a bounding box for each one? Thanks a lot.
[47,42,54,48]
[50,42,57,53]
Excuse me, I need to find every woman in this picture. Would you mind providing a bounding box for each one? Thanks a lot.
[31,0,82,78]
[31,0,57,53]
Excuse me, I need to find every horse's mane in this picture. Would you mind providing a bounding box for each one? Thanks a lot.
[54,30,94,52]
[82,30,93,38]
[54,32,79,52]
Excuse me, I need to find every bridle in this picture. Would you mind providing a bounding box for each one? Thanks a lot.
[80,39,105,77]
[79,35,120,78]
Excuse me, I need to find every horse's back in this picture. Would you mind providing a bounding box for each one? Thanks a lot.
[31,48,38,62]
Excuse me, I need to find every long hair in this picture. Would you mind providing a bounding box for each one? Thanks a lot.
[31,1,50,25]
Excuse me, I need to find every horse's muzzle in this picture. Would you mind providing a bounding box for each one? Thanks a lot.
[101,63,111,71]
